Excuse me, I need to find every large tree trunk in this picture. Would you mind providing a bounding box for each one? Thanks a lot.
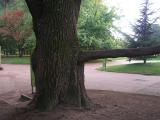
[26,0,160,111]
[27,0,89,110]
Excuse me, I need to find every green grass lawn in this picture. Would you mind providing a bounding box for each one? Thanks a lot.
[152,56,160,60]
[99,63,160,75]
[1,56,30,64]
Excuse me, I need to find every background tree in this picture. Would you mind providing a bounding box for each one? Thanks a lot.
[0,35,17,55]
[0,10,30,57]
[78,0,120,50]
[0,0,34,56]
[0,0,121,56]
[128,0,160,63]
[14,0,36,55]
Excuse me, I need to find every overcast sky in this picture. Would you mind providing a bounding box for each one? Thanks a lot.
[103,0,160,35]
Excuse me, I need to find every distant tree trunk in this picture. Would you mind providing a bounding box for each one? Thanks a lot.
[18,46,23,57]
[18,41,25,57]
[6,50,8,56]
[26,0,160,111]
[144,59,147,64]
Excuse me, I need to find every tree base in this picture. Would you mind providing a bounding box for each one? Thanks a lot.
[27,94,92,111]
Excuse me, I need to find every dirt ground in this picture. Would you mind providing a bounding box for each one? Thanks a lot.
[1,90,160,120]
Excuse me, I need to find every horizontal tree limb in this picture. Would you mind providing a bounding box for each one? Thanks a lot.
[79,45,160,63]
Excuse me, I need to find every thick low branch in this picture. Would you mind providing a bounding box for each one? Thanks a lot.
[25,0,43,19]
[79,46,160,63]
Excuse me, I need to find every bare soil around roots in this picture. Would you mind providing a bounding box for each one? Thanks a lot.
[1,90,160,120]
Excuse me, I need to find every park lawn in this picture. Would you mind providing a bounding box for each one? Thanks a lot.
[1,56,30,64]
[99,63,160,75]
[152,56,160,60]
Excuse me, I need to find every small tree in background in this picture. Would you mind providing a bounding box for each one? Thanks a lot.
[0,10,32,57]
[129,0,160,63]
[0,0,35,56]
[0,10,24,56]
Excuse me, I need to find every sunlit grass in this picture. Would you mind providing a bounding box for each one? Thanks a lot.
[99,63,160,75]
[2,56,30,64]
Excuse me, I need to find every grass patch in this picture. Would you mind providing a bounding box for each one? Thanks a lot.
[152,56,160,60]
[99,63,160,75]
[111,57,127,60]
[87,57,127,63]
[1,56,30,64]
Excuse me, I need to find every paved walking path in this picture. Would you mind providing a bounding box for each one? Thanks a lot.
[0,65,31,104]
[0,61,160,104]
[85,62,160,96]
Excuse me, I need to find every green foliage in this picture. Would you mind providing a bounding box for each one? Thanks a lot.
[23,32,36,53]
[0,0,122,56]
[0,35,17,54]
[78,0,121,50]
[132,0,153,47]
[2,56,30,64]
[14,0,35,54]
[127,0,160,62]
[0,0,35,56]
[99,63,160,75]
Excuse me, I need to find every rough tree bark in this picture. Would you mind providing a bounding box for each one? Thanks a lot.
[26,0,90,110]
[25,0,160,110]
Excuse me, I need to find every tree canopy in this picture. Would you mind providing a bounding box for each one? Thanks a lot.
[0,0,35,56]
[0,0,124,56]
[78,0,120,50]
